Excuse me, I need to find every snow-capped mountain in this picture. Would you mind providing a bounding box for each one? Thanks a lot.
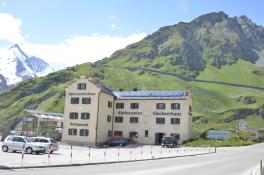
[0,44,54,90]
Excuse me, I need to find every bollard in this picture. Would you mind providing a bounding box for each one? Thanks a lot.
[104,145,106,162]
[48,144,51,165]
[215,147,217,153]
[130,147,132,161]
[160,146,163,158]
[70,145,73,164]
[150,146,153,158]
[260,160,263,175]
[21,144,25,167]
[118,144,121,162]
[88,146,91,162]
[140,146,143,160]
[169,147,171,157]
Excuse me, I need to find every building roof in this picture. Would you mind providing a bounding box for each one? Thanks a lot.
[98,84,115,96]
[113,91,188,100]
[24,109,63,121]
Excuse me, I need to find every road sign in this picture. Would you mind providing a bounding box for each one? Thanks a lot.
[207,130,230,140]
[237,121,247,129]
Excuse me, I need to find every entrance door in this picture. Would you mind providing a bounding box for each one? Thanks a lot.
[155,133,164,145]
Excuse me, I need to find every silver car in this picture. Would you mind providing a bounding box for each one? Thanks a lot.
[31,137,59,153]
[2,135,45,154]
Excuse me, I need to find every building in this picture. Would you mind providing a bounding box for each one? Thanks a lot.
[62,75,192,146]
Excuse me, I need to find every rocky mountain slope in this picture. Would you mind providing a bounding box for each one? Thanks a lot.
[107,11,264,77]
[0,44,54,90]
[0,12,264,137]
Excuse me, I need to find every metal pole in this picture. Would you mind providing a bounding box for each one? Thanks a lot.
[37,117,40,136]
[260,160,263,175]
[70,145,73,164]
[104,145,106,162]
[88,146,91,162]
[141,146,143,160]
[48,144,51,165]
[21,144,25,167]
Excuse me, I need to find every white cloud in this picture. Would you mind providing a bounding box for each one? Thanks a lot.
[110,23,121,31]
[0,13,24,43]
[0,13,147,69]
[22,32,147,67]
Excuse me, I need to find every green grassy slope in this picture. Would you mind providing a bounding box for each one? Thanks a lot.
[1,60,264,139]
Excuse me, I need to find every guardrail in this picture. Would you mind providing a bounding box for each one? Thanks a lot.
[0,145,216,168]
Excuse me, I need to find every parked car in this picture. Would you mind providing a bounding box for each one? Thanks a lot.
[104,139,129,147]
[161,136,178,148]
[31,137,59,153]
[2,135,45,154]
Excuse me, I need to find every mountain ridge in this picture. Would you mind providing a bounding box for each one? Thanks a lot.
[106,11,264,77]
[0,44,54,90]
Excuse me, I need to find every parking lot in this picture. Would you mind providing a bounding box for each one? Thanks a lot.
[0,142,214,168]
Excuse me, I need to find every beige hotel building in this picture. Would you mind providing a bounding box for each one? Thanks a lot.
[62,75,192,146]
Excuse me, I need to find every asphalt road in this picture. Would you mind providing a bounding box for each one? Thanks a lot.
[1,143,264,175]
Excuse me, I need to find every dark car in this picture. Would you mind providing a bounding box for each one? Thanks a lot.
[106,139,129,147]
[161,136,178,148]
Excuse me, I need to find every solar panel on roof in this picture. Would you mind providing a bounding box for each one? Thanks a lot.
[113,91,186,98]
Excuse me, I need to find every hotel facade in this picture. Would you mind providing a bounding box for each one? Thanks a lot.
[62,75,192,146]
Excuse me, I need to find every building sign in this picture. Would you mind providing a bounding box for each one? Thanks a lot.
[68,92,96,96]
[207,130,230,140]
[237,120,247,129]
[118,111,143,115]
[117,111,181,116]
[153,111,181,116]
[70,122,88,127]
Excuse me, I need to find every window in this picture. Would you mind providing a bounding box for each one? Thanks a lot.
[171,118,180,124]
[108,130,112,137]
[107,115,111,122]
[81,113,90,120]
[129,132,138,138]
[114,131,123,136]
[156,117,165,124]
[41,139,49,143]
[77,83,86,90]
[189,105,192,112]
[130,103,139,109]
[130,117,138,123]
[68,128,77,135]
[80,129,89,136]
[171,103,180,110]
[69,112,78,119]
[156,103,166,109]
[71,98,79,104]
[115,116,123,123]
[116,103,124,109]
[145,130,149,137]
[108,101,112,108]
[13,137,25,143]
[82,98,91,104]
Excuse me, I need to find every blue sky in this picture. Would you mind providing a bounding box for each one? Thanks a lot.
[0,0,263,69]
